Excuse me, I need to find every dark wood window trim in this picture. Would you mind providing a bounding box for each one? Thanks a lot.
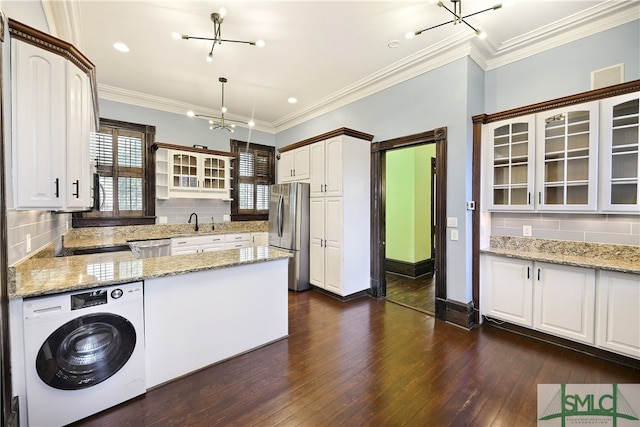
[72,118,156,228]
[230,140,275,222]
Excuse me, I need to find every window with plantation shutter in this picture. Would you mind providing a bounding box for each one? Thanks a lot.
[73,119,156,227]
[231,140,275,221]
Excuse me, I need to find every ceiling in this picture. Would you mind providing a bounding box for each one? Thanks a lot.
[33,1,639,133]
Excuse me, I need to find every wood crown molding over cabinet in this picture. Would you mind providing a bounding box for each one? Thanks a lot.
[9,19,99,125]
[278,128,374,154]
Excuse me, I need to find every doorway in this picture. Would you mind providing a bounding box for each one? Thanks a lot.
[370,128,447,321]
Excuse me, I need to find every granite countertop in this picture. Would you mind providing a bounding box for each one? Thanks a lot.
[9,245,291,299]
[8,221,287,299]
[481,236,640,275]
[62,221,268,251]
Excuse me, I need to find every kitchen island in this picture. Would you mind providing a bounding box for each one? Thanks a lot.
[9,229,291,424]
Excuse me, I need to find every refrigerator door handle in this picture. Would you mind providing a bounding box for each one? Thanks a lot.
[277,194,284,237]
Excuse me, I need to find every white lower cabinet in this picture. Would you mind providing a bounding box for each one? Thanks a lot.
[533,262,596,345]
[224,233,251,249]
[171,235,225,255]
[596,270,640,359]
[251,232,269,247]
[482,254,639,360]
[481,256,533,327]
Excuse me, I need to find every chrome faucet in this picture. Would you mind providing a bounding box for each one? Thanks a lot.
[188,212,199,232]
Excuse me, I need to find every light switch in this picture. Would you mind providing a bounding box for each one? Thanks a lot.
[446,217,458,227]
[451,229,459,241]
[523,225,532,237]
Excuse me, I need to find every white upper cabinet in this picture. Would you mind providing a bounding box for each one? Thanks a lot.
[310,136,343,198]
[12,35,95,211]
[535,102,599,211]
[484,117,536,211]
[599,93,640,212]
[278,146,310,183]
[66,61,95,209]
[156,146,232,200]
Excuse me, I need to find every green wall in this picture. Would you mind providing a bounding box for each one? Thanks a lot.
[385,144,436,263]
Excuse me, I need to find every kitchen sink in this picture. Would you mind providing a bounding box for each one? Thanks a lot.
[128,239,171,259]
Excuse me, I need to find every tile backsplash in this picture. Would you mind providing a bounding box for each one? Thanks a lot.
[491,213,640,246]
[7,210,71,265]
[155,198,231,225]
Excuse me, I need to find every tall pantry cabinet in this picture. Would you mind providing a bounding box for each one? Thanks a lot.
[278,129,374,297]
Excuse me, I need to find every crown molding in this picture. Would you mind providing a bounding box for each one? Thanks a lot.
[41,0,84,50]
[483,0,639,70]
[52,1,639,135]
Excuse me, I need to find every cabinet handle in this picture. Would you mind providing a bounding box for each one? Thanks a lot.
[528,192,531,205]
[527,266,530,279]
[321,238,324,247]
[292,169,295,177]
[54,178,60,198]
[324,184,327,192]
[537,268,541,281]
[538,192,542,204]
[72,180,80,198]
[320,184,323,192]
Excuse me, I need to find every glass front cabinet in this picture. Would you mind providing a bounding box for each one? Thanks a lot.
[535,102,599,211]
[155,147,231,200]
[485,116,536,210]
[599,93,640,212]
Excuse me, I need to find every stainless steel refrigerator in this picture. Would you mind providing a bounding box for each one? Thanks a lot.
[269,182,310,291]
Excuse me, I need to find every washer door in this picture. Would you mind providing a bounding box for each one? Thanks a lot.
[36,313,137,390]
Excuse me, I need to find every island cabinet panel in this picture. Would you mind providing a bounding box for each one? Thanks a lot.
[596,270,640,359]
[144,259,288,389]
[533,262,596,345]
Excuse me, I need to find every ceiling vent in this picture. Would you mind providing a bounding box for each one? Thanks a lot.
[591,64,624,90]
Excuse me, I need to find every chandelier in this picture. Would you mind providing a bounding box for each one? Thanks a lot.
[406,0,502,41]
[179,8,265,62]
[188,77,254,133]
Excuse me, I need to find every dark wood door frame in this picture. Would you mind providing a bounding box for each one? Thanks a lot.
[370,127,447,321]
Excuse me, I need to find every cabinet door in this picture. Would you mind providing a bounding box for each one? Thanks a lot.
[13,40,66,209]
[481,255,533,327]
[309,198,325,287]
[170,152,199,190]
[536,103,598,211]
[293,146,310,180]
[534,262,596,344]
[309,142,325,197]
[324,137,343,197]
[251,232,269,247]
[66,62,93,209]
[278,151,295,183]
[485,117,535,210]
[201,155,228,191]
[323,197,343,294]
[599,93,640,212]
[596,271,640,359]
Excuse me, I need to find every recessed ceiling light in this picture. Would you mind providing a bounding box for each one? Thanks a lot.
[288,97,297,104]
[113,42,129,52]
[388,39,401,48]
[171,32,181,40]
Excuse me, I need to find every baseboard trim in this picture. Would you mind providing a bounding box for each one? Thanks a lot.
[445,299,475,330]
[385,258,434,278]
[483,316,640,370]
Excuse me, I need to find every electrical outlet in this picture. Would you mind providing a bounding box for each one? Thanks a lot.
[523,225,532,237]
[451,229,459,241]
[158,216,168,224]
[26,234,32,253]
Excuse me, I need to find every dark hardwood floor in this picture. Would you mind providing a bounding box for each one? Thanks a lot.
[71,290,639,427]
[385,272,435,314]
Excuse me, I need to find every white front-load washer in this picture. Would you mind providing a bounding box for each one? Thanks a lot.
[23,282,145,427]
